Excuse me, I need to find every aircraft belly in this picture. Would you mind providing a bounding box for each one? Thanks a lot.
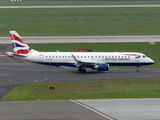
[108,62,153,66]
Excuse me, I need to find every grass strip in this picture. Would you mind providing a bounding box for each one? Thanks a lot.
[1,79,160,101]
[1,7,160,36]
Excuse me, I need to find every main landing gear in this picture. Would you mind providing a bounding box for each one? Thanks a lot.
[136,66,140,72]
[78,68,86,73]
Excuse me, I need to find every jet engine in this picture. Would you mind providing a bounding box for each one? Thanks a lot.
[94,63,109,71]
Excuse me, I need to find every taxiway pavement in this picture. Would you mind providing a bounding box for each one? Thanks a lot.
[78,98,160,120]
[0,100,109,120]
[1,36,160,44]
[0,99,160,120]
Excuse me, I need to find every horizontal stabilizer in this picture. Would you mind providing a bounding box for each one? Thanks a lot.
[6,52,15,58]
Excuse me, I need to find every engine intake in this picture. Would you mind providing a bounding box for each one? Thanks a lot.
[95,64,109,71]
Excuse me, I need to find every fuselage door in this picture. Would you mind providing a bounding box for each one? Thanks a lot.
[39,54,44,62]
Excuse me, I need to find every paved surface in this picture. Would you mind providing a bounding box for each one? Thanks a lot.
[0,63,159,82]
[78,99,160,120]
[1,5,160,9]
[0,99,160,120]
[0,100,108,120]
[1,36,160,44]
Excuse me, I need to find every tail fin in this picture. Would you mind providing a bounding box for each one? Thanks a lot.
[10,31,32,56]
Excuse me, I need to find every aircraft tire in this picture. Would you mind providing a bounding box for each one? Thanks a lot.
[81,69,86,73]
[136,69,140,72]
[78,68,86,73]
[78,68,81,73]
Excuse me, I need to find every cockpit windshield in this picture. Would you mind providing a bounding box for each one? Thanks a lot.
[142,55,146,58]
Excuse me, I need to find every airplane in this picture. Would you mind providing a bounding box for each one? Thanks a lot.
[7,30,154,73]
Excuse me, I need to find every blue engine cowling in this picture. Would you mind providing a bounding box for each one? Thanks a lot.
[95,64,109,71]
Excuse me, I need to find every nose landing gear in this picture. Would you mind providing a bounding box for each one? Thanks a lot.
[136,66,140,72]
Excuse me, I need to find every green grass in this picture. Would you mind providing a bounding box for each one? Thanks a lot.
[1,79,160,101]
[1,7,160,36]
[29,42,160,68]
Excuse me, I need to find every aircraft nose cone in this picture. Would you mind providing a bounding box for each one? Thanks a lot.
[150,59,155,64]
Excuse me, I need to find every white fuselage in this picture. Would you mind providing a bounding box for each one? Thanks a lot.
[25,51,154,67]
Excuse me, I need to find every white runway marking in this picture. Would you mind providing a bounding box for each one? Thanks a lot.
[0,66,59,71]
[60,66,71,69]
[1,5,160,9]
[70,100,114,120]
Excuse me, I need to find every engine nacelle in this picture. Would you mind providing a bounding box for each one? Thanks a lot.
[94,64,109,71]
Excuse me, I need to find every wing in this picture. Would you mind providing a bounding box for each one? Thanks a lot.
[71,54,105,67]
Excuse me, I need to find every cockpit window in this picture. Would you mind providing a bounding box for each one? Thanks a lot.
[143,55,146,58]
[136,55,141,58]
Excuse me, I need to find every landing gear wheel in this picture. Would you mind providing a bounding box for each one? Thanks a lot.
[136,66,140,72]
[78,68,81,73]
[78,68,86,73]
[136,69,140,72]
[81,69,86,73]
